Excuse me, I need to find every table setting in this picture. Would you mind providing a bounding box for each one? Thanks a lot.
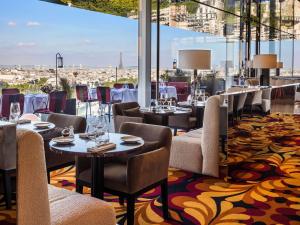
[49,116,144,199]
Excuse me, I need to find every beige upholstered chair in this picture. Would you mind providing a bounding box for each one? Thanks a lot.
[170,95,220,177]
[244,90,263,115]
[17,129,116,225]
[262,88,271,114]
[112,102,144,132]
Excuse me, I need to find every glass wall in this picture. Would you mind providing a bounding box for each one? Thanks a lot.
[154,0,298,82]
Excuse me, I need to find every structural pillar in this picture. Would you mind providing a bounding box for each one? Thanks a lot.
[138,0,152,107]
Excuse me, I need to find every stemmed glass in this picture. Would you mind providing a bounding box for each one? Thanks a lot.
[10,102,21,122]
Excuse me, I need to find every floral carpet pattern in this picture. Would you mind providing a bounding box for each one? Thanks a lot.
[1,113,300,224]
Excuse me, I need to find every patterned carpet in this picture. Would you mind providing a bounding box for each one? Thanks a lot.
[1,113,300,224]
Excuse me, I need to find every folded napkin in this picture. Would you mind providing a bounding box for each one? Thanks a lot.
[17,119,31,124]
[79,133,89,139]
[87,143,116,153]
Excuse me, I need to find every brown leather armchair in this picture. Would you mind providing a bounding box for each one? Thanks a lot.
[112,102,144,132]
[168,112,197,135]
[76,122,172,225]
[43,113,86,181]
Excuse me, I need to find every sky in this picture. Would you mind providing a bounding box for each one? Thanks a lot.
[0,0,299,70]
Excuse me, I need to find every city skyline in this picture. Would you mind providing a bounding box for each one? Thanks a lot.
[0,0,299,70]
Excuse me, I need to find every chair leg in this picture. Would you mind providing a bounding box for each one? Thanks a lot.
[161,179,169,220]
[173,128,177,136]
[85,102,88,119]
[126,195,135,225]
[76,183,83,194]
[47,171,50,184]
[108,104,111,123]
[3,172,12,209]
[119,196,125,205]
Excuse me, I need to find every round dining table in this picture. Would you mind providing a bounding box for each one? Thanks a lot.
[49,133,144,199]
[17,121,55,134]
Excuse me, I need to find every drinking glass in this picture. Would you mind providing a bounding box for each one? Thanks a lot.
[101,125,110,144]
[10,102,21,122]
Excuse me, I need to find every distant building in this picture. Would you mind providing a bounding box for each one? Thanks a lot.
[118,52,124,69]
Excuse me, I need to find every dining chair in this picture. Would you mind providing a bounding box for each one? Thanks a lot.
[75,122,172,225]
[111,102,144,132]
[16,129,116,225]
[2,88,20,95]
[34,91,67,114]
[261,88,272,114]
[0,122,17,209]
[244,90,263,115]
[170,95,220,177]
[1,94,25,119]
[96,86,114,122]
[43,113,86,182]
[75,85,97,118]
[234,93,248,120]
[113,83,124,89]
[168,109,197,136]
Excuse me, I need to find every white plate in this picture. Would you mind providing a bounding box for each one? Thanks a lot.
[52,137,74,145]
[121,135,142,144]
[34,122,51,129]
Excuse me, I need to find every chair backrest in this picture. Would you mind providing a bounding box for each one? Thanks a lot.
[120,122,172,152]
[201,95,220,177]
[237,93,247,111]
[76,85,89,102]
[2,88,20,95]
[245,79,259,86]
[17,129,51,225]
[1,94,24,118]
[262,88,271,100]
[227,94,234,113]
[251,90,262,105]
[112,102,140,117]
[96,86,111,104]
[113,83,124,89]
[48,91,67,113]
[0,122,16,171]
[47,113,86,133]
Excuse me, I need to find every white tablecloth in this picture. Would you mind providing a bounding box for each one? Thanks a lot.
[159,86,177,99]
[88,88,138,103]
[111,88,138,102]
[23,94,48,113]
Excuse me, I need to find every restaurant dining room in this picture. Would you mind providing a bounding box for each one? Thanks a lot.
[0,0,300,224]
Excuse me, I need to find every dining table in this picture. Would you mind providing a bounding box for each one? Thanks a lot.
[140,107,192,126]
[49,133,144,199]
[17,121,55,134]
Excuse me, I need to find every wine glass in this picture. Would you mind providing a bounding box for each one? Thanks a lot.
[10,102,21,122]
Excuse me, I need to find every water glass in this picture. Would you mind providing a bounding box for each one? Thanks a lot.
[10,102,21,122]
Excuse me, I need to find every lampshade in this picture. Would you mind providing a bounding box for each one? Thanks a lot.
[252,54,277,69]
[178,49,211,70]
[277,62,283,68]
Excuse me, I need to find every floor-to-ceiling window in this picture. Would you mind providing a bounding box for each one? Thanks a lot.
[154,0,298,81]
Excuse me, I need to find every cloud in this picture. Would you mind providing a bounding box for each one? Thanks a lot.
[7,21,17,27]
[17,42,36,47]
[83,39,92,44]
[26,21,41,27]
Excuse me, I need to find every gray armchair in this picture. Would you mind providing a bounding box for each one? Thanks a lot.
[76,122,172,225]
[112,102,144,132]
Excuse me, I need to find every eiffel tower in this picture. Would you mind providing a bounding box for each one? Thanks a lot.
[118,52,124,69]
